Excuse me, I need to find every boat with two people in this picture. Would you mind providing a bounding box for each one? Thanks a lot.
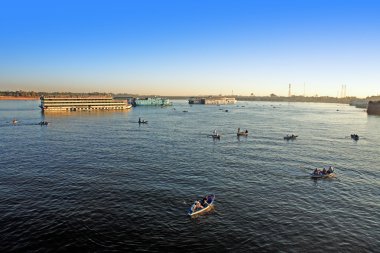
[188,194,215,216]
[284,134,298,140]
[38,121,49,126]
[351,134,359,141]
[209,129,220,139]
[237,128,248,137]
[138,118,148,124]
[311,166,336,179]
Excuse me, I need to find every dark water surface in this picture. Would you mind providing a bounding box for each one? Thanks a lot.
[0,100,379,252]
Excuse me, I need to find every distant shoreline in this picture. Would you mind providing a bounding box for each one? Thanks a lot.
[0,94,378,107]
[0,95,365,105]
[0,96,39,100]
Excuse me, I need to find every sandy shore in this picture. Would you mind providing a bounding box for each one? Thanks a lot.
[0,96,39,100]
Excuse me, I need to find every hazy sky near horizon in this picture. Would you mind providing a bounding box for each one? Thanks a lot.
[0,0,379,97]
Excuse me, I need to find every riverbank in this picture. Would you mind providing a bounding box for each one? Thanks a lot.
[0,96,39,100]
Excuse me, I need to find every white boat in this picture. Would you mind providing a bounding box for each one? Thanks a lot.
[134,97,172,106]
[40,96,132,111]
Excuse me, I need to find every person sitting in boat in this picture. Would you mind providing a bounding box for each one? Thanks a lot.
[237,128,240,133]
[245,129,248,134]
[322,168,327,175]
[202,196,209,207]
[327,166,333,174]
[195,201,204,210]
[313,168,320,175]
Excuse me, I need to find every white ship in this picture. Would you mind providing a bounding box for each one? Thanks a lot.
[39,96,132,111]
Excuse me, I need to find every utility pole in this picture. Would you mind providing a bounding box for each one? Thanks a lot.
[288,83,291,97]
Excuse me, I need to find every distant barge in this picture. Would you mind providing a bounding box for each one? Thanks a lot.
[132,97,172,106]
[188,97,203,104]
[39,96,132,111]
[188,97,236,105]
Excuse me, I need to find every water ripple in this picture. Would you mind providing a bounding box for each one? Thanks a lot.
[0,101,379,251]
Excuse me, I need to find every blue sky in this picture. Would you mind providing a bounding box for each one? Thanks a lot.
[0,0,379,97]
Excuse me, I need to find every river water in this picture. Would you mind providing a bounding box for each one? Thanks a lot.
[0,100,379,252]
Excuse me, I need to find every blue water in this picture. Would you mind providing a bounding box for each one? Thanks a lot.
[0,100,379,252]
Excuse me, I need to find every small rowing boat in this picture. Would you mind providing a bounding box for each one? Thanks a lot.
[138,118,148,124]
[284,134,297,140]
[38,121,49,126]
[188,194,215,216]
[351,134,359,141]
[209,130,220,139]
[311,172,336,179]
[237,128,248,136]
[209,134,220,139]
[311,167,336,179]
